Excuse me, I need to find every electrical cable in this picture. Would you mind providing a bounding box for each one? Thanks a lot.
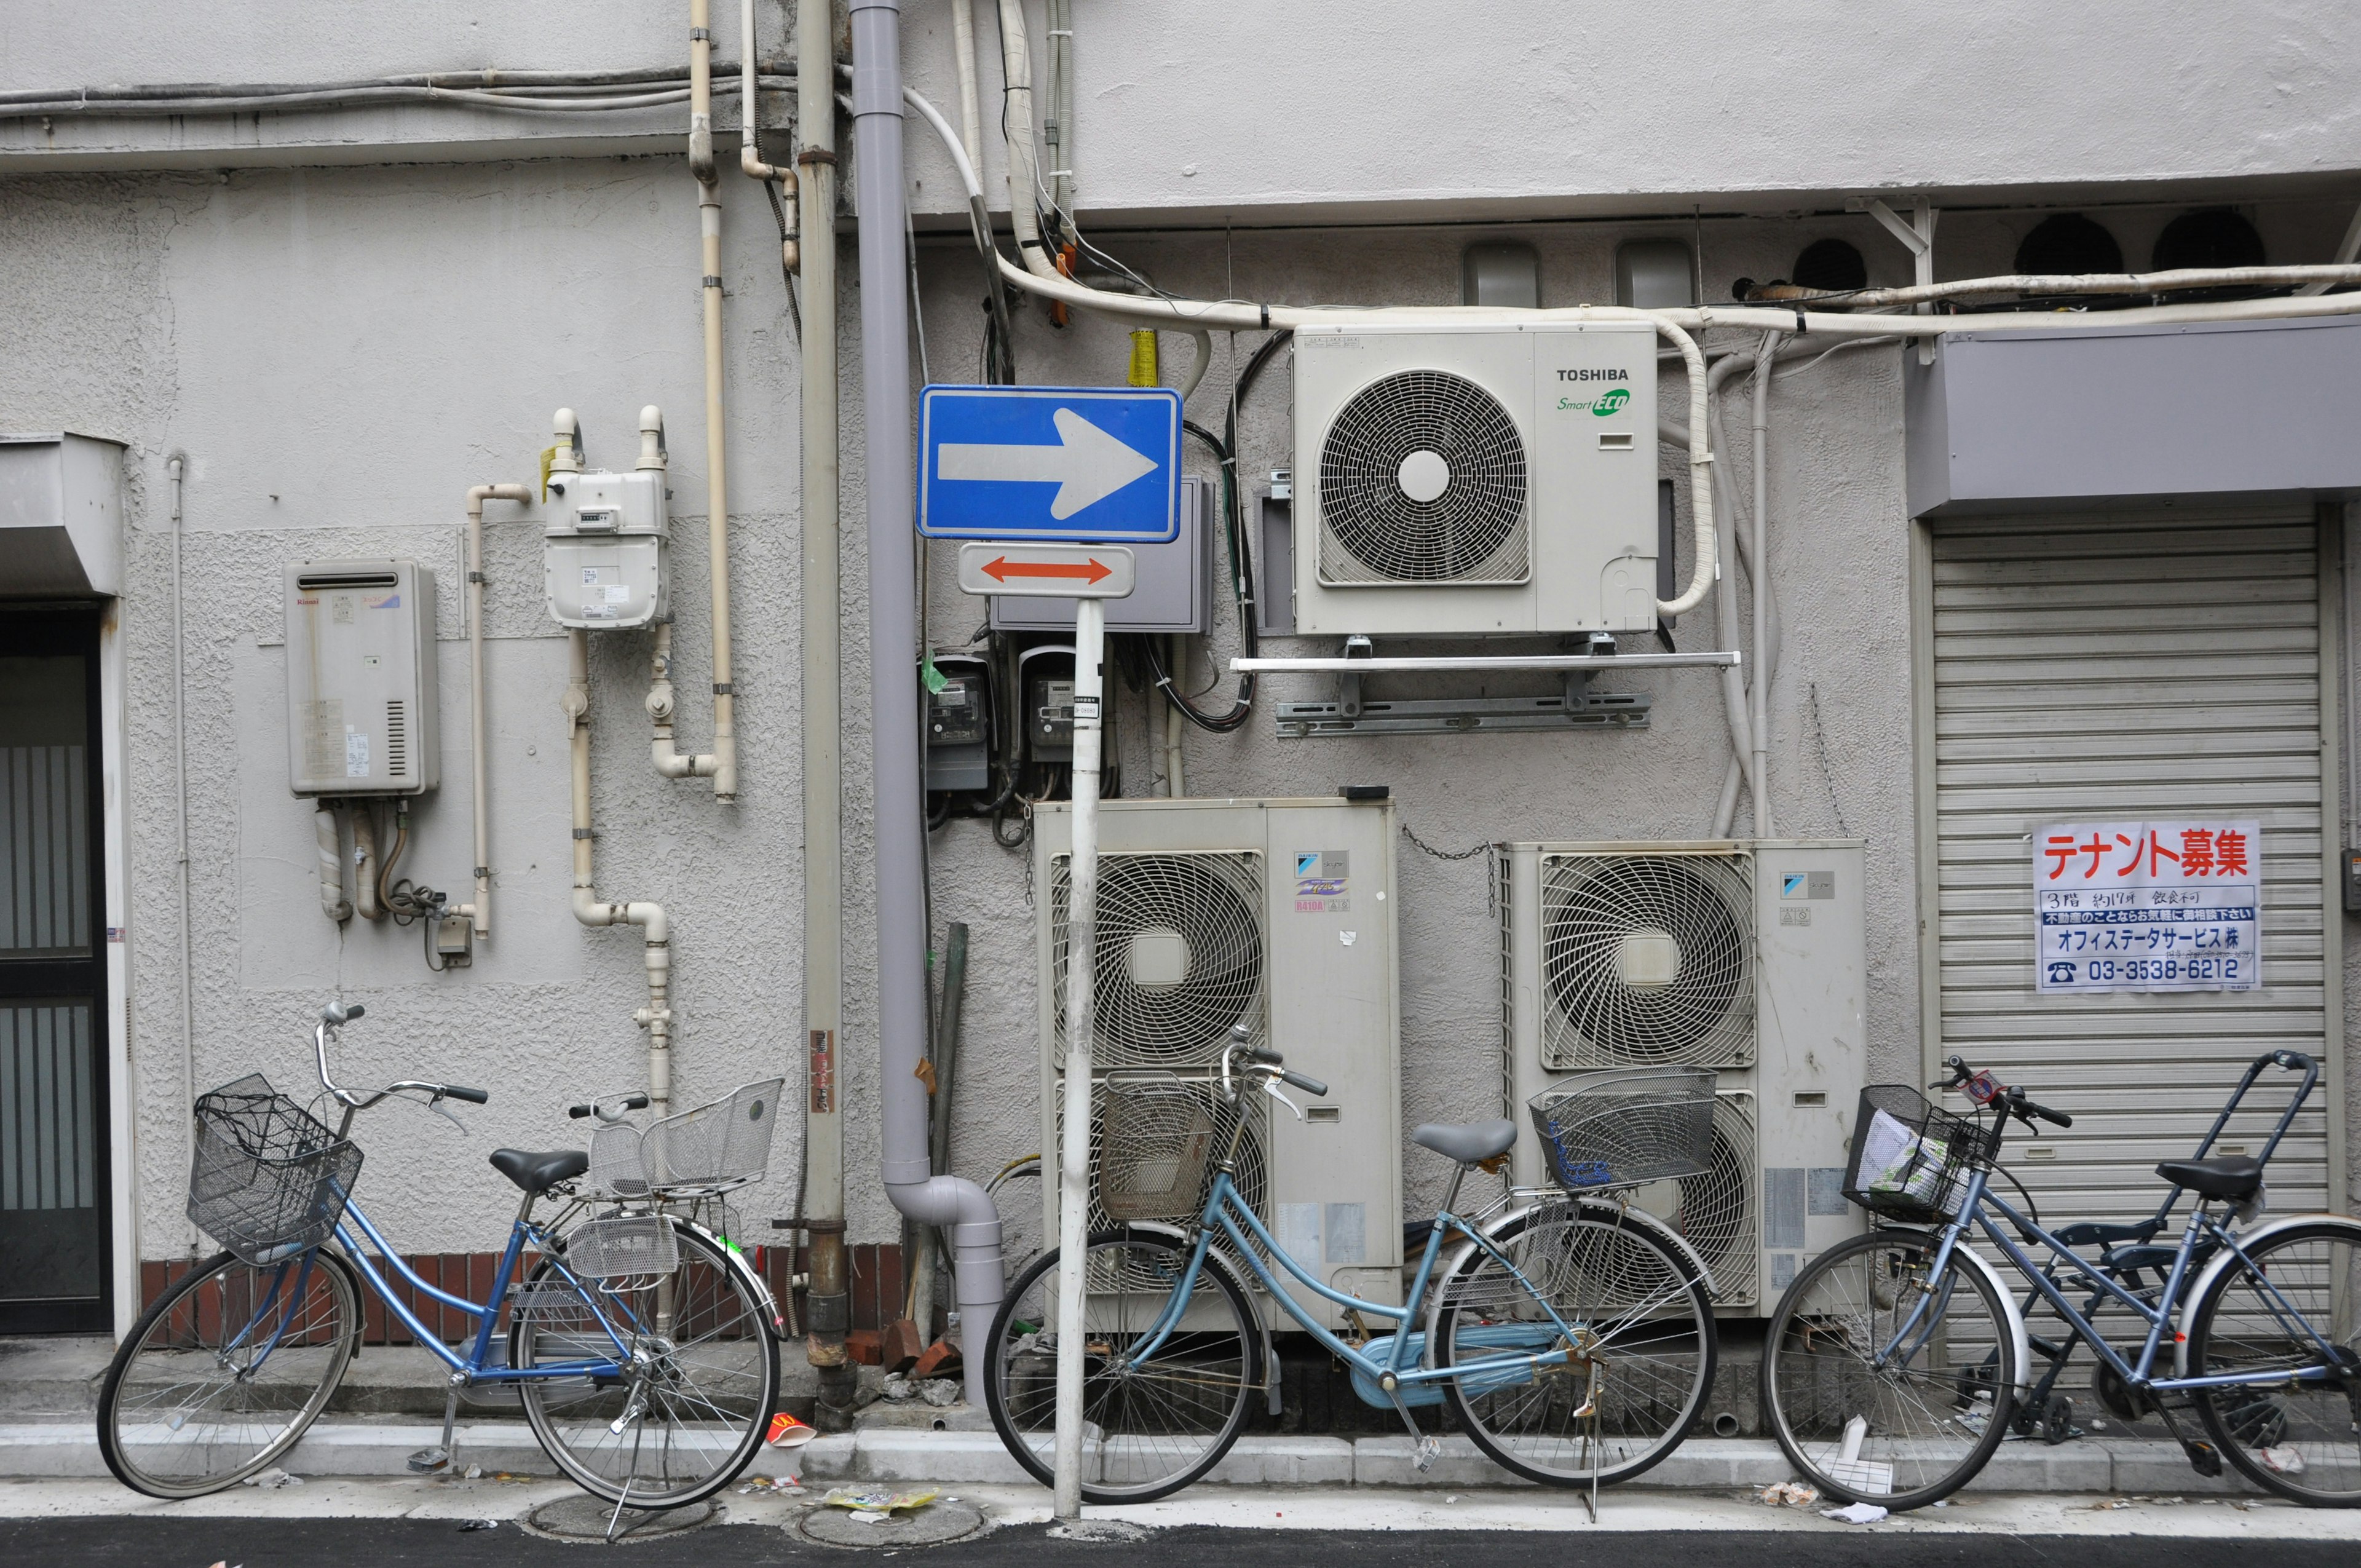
[4,66,795,118]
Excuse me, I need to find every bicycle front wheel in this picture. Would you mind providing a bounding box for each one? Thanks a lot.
[1434,1202,1716,1486]
[983,1226,1260,1503]
[2186,1218,2361,1506]
[97,1247,363,1499]
[1762,1228,2017,1510]
[513,1223,780,1508]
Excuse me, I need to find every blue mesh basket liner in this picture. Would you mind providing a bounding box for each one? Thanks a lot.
[1349,1324,1564,1410]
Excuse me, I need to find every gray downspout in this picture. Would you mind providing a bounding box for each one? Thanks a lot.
[850,0,1005,1409]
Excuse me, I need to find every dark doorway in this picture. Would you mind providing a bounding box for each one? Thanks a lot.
[0,606,111,1333]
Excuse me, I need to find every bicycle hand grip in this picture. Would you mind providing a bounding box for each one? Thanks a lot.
[622,1093,650,1111]
[2018,1098,2070,1128]
[1241,1045,1284,1067]
[1280,1069,1328,1098]
[443,1085,490,1105]
[569,1103,593,1119]
[323,1000,365,1025]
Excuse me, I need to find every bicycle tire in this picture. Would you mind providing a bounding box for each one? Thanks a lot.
[1435,1202,1717,1487]
[983,1225,1260,1503]
[2185,1218,2361,1506]
[1761,1228,2017,1510]
[512,1223,779,1508]
[98,1246,363,1499]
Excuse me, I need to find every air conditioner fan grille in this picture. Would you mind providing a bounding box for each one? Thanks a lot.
[1051,851,1265,1070]
[1317,370,1528,584]
[1540,853,1754,1069]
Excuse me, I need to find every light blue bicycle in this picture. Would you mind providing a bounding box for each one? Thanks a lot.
[983,1030,1721,1503]
[98,1002,783,1510]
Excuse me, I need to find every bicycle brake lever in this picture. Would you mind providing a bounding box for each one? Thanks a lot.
[422,1091,469,1136]
[1262,1079,1305,1122]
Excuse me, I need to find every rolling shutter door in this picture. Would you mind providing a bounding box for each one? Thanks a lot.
[1931,508,2333,1222]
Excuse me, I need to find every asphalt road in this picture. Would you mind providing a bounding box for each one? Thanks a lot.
[9,1519,2357,1568]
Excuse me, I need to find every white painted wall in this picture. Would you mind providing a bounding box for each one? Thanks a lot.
[2,2,2357,1288]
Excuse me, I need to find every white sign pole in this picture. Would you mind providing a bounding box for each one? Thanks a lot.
[1051,595,1106,1520]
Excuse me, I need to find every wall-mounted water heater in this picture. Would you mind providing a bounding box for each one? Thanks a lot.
[284,559,438,796]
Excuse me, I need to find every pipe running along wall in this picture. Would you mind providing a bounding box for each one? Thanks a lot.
[850,0,1003,1411]
[656,0,740,801]
[464,482,532,936]
[552,414,677,1110]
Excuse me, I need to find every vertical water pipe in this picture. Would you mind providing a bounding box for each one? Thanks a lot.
[797,0,855,1424]
[850,0,1004,1411]
[462,482,532,938]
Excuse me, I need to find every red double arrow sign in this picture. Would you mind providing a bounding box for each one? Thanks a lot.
[981,555,1115,585]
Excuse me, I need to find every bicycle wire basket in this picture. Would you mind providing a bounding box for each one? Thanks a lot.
[1097,1075,1219,1222]
[561,1214,680,1282]
[586,1119,652,1200]
[1842,1085,1987,1221]
[185,1074,364,1266]
[1527,1065,1716,1190]
[636,1077,786,1197]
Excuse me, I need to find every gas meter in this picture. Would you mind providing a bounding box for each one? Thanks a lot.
[544,467,669,630]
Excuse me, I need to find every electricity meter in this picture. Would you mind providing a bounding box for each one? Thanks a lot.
[544,467,670,630]
[925,652,992,791]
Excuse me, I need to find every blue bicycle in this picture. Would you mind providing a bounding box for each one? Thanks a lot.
[1762,1051,2361,1510]
[982,1034,1721,1503]
[98,1002,783,1508]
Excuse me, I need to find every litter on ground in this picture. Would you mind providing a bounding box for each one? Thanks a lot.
[821,1485,938,1516]
[240,1468,301,1489]
[1822,1501,1889,1524]
[1758,1481,1819,1507]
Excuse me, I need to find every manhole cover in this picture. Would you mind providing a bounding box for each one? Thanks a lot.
[523,1494,722,1543]
[797,1499,987,1549]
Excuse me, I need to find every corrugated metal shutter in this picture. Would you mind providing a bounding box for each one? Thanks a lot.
[1931,509,2333,1223]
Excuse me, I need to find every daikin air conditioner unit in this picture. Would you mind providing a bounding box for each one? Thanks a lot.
[1034,798,1403,1329]
[1291,322,1659,637]
[1498,841,1867,1310]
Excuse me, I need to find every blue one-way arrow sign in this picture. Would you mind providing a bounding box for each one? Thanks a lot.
[917,385,1180,542]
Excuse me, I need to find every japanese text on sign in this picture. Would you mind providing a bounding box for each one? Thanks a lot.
[2035,820,2260,994]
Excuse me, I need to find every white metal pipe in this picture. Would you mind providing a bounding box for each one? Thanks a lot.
[314,802,349,921]
[740,0,796,267]
[797,0,847,1273]
[566,628,676,1107]
[2296,207,2361,297]
[1765,261,2361,311]
[169,453,198,1246]
[852,0,1004,1414]
[1750,333,1782,839]
[1231,651,1737,673]
[1662,352,1763,836]
[951,0,984,189]
[462,481,532,936]
[1165,632,1186,796]
[677,20,742,801]
[1051,594,1105,1521]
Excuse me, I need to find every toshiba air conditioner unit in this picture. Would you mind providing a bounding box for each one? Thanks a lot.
[1033,798,1403,1330]
[1291,321,1659,637]
[1497,840,1867,1311]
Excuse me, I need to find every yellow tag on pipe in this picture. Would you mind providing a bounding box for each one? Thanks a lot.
[537,445,559,501]
[1128,329,1160,388]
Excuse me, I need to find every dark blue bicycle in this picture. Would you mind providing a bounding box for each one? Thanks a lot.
[98,1002,782,1510]
[1762,1050,2361,1509]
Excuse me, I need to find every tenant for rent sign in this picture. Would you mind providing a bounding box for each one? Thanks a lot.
[2034,821,2261,994]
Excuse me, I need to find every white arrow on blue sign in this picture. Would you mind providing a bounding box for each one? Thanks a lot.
[916,385,1181,542]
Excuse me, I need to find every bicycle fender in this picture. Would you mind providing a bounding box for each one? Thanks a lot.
[672,1218,786,1339]
[1121,1220,1279,1414]
[1942,1238,2033,1393]
[2172,1213,2360,1378]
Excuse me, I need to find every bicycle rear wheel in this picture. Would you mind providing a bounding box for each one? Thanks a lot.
[2186,1218,2361,1505]
[97,1247,362,1499]
[1762,1228,2016,1510]
[512,1223,779,1508]
[1434,1202,1716,1486]
[983,1226,1260,1503]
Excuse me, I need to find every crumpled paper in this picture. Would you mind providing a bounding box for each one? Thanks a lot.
[1823,1501,1889,1524]
[1758,1481,1819,1507]
[821,1484,938,1521]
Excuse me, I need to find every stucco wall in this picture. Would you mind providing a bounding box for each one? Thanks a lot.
[4,164,2357,1279]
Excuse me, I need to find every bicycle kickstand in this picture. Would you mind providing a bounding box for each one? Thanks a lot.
[408,1380,462,1476]
[1385,1392,1442,1473]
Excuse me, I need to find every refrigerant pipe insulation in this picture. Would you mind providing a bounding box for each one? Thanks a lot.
[463,482,532,936]
[850,0,1005,1417]
[1748,332,1783,839]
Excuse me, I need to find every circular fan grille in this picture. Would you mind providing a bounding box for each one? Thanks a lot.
[1627,1093,1757,1307]
[1318,370,1528,582]
[1054,853,1264,1069]
[1540,854,1754,1069]
[1077,1080,1268,1232]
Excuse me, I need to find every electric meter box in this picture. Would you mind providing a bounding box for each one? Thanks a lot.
[544,468,670,630]
[285,559,440,797]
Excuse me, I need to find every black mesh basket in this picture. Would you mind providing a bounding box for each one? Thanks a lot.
[185,1074,363,1265]
[1841,1085,1986,1222]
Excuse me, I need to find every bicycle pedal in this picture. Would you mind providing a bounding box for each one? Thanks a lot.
[406,1446,453,1475]
[1413,1436,1442,1473]
[2181,1440,2223,1478]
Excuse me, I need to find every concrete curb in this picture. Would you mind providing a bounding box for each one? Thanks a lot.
[0,1422,2245,1495]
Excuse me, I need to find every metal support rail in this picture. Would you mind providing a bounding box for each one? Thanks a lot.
[1230,651,1740,673]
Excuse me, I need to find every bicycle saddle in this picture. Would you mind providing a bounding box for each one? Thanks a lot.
[2154,1154,2263,1199]
[489,1147,590,1194]
[1412,1120,1517,1165]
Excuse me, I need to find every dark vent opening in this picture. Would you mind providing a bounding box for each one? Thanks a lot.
[385,700,407,777]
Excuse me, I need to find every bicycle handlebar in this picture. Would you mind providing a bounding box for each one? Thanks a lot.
[1278,1068,1329,1097]
[569,1093,651,1121]
[1220,1029,1328,1099]
[313,1004,489,1113]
